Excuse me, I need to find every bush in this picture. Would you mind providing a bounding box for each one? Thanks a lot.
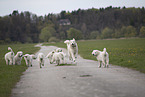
[139,26,145,37]
[90,31,100,39]
[67,28,82,40]
[49,37,60,42]
[101,27,114,39]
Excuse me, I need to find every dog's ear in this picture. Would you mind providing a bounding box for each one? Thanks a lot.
[73,38,75,41]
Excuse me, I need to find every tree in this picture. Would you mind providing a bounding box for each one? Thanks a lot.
[67,28,82,40]
[39,25,56,42]
[124,26,137,37]
[90,31,100,39]
[139,26,145,37]
[101,27,114,39]
[81,23,87,39]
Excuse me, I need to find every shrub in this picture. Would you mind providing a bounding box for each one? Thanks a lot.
[49,37,60,42]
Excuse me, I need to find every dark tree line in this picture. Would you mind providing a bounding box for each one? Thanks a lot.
[0,6,145,43]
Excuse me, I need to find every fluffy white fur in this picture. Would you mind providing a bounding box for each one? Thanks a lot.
[55,48,62,52]
[64,38,78,63]
[5,47,15,65]
[13,51,23,65]
[46,48,65,65]
[92,48,109,68]
[46,50,55,64]
[23,54,36,67]
[37,53,45,68]
[50,52,65,65]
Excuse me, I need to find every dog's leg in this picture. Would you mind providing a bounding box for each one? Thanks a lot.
[29,59,32,67]
[42,59,44,66]
[71,52,75,62]
[5,59,8,65]
[102,60,106,68]
[98,61,101,68]
[106,58,109,68]
[99,61,102,68]
[40,62,42,68]
[9,58,13,65]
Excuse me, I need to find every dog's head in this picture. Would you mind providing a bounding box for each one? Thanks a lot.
[31,54,37,59]
[23,54,29,58]
[92,50,100,56]
[17,51,23,57]
[56,48,62,52]
[70,38,77,47]
[46,51,55,59]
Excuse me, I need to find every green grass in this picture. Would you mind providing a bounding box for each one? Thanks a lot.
[0,44,40,97]
[43,38,145,73]
[56,64,76,66]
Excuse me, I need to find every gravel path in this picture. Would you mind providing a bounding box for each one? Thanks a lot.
[11,45,145,97]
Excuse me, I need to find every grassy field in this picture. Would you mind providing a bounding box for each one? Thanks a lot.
[44,38,145,73]
[0,44,40,97]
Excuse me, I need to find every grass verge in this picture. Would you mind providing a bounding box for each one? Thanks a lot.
[56,64,76,66]
[43,38,145,73]
[0,43,40,97]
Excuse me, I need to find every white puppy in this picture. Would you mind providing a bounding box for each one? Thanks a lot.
[46,49,65,65]
[64,38,78,63]
[37,53,45,68]
[50,52,65,65]
[92,48,109,68]
[23,54,36,67]
[13,51,23,65]
[5,47,15,65]
[46,50,55,64]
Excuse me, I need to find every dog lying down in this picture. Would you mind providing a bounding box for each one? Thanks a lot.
[92,48,109,68]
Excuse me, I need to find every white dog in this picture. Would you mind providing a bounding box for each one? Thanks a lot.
[23,54,36,67]
[13,51,23,65]
[92,48,109,68]
[37,53,45,68]
[46,50,55,64]
[46,49,65,65]
[50,52,65,65]
[5,47,15,65]
[64,38,78,63]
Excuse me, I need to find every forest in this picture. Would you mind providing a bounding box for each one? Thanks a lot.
[0,6,145,43]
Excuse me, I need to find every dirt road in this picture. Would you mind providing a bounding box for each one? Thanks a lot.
[12,45,145,97]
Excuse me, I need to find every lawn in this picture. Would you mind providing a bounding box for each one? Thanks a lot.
[43,38,145,73]
[0,44,40,97]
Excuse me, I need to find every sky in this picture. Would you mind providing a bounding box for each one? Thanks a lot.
[0,0,145,16]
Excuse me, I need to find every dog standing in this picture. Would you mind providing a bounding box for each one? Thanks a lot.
[37,53,45,68]
[46,48,65,65]
[46,50,55,64]
[13,51,23,65]
[64,38,78,63]
[5,47,15,65]
[50,52,65,65]
[23,54,36,67]
[92,48,109,68]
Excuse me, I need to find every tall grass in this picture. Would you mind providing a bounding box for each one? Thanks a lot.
[44,38,145,73]
[0,44,40,97]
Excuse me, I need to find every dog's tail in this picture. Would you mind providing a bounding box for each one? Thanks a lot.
[8,47,15,56]
[64,40,70,47]
[103,48,107,54]
[8,47,14,53]
[64,40,70,44]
